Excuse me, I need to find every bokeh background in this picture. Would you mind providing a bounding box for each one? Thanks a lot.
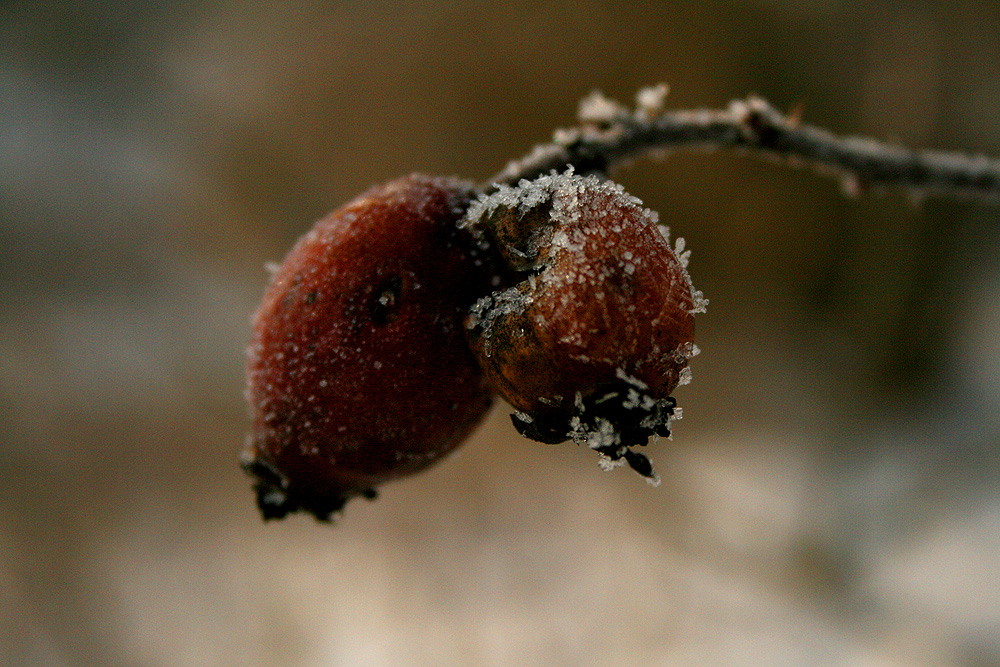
[3,1,1000,665]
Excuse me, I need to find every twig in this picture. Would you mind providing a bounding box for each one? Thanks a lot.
[487,86,1000,203]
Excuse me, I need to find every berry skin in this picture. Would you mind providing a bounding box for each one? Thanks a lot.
[243,175,495,520]
[463,171,704,479]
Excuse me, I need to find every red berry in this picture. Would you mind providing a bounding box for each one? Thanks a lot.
[463,171,704,480]
[243,175,494,520]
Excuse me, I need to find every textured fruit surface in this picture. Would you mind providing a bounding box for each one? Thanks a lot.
[463,171,704,479]
[243,175,494,520]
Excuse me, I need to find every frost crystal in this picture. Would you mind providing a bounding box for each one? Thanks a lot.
[674,237,693,268]
[635,83,670,118]
[465,287,532,357]
[615,367,649,391]
[597,455,626,471]
[578,91,627,124]
[689,290,709,315]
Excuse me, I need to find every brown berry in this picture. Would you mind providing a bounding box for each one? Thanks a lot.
[243,175,495,520]
[463,171,704,480]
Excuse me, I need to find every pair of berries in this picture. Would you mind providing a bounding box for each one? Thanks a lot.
[242,170,704,520]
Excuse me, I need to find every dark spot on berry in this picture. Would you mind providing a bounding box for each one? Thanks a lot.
[369,275,402,325]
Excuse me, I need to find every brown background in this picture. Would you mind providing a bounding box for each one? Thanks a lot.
[3,1,1000,665]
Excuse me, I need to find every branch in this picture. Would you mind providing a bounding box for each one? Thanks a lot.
[487,86,1000,203]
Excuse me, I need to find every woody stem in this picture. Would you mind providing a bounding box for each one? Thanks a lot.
[488,90,1000,203]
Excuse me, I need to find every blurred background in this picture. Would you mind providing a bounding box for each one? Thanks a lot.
[3,1,1000,665]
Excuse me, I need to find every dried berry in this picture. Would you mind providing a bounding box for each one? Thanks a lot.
[463,171,705,480]
[243,175,495,520]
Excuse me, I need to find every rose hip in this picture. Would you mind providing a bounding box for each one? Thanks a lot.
[243,175,495,520]
[463,171,704,480]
